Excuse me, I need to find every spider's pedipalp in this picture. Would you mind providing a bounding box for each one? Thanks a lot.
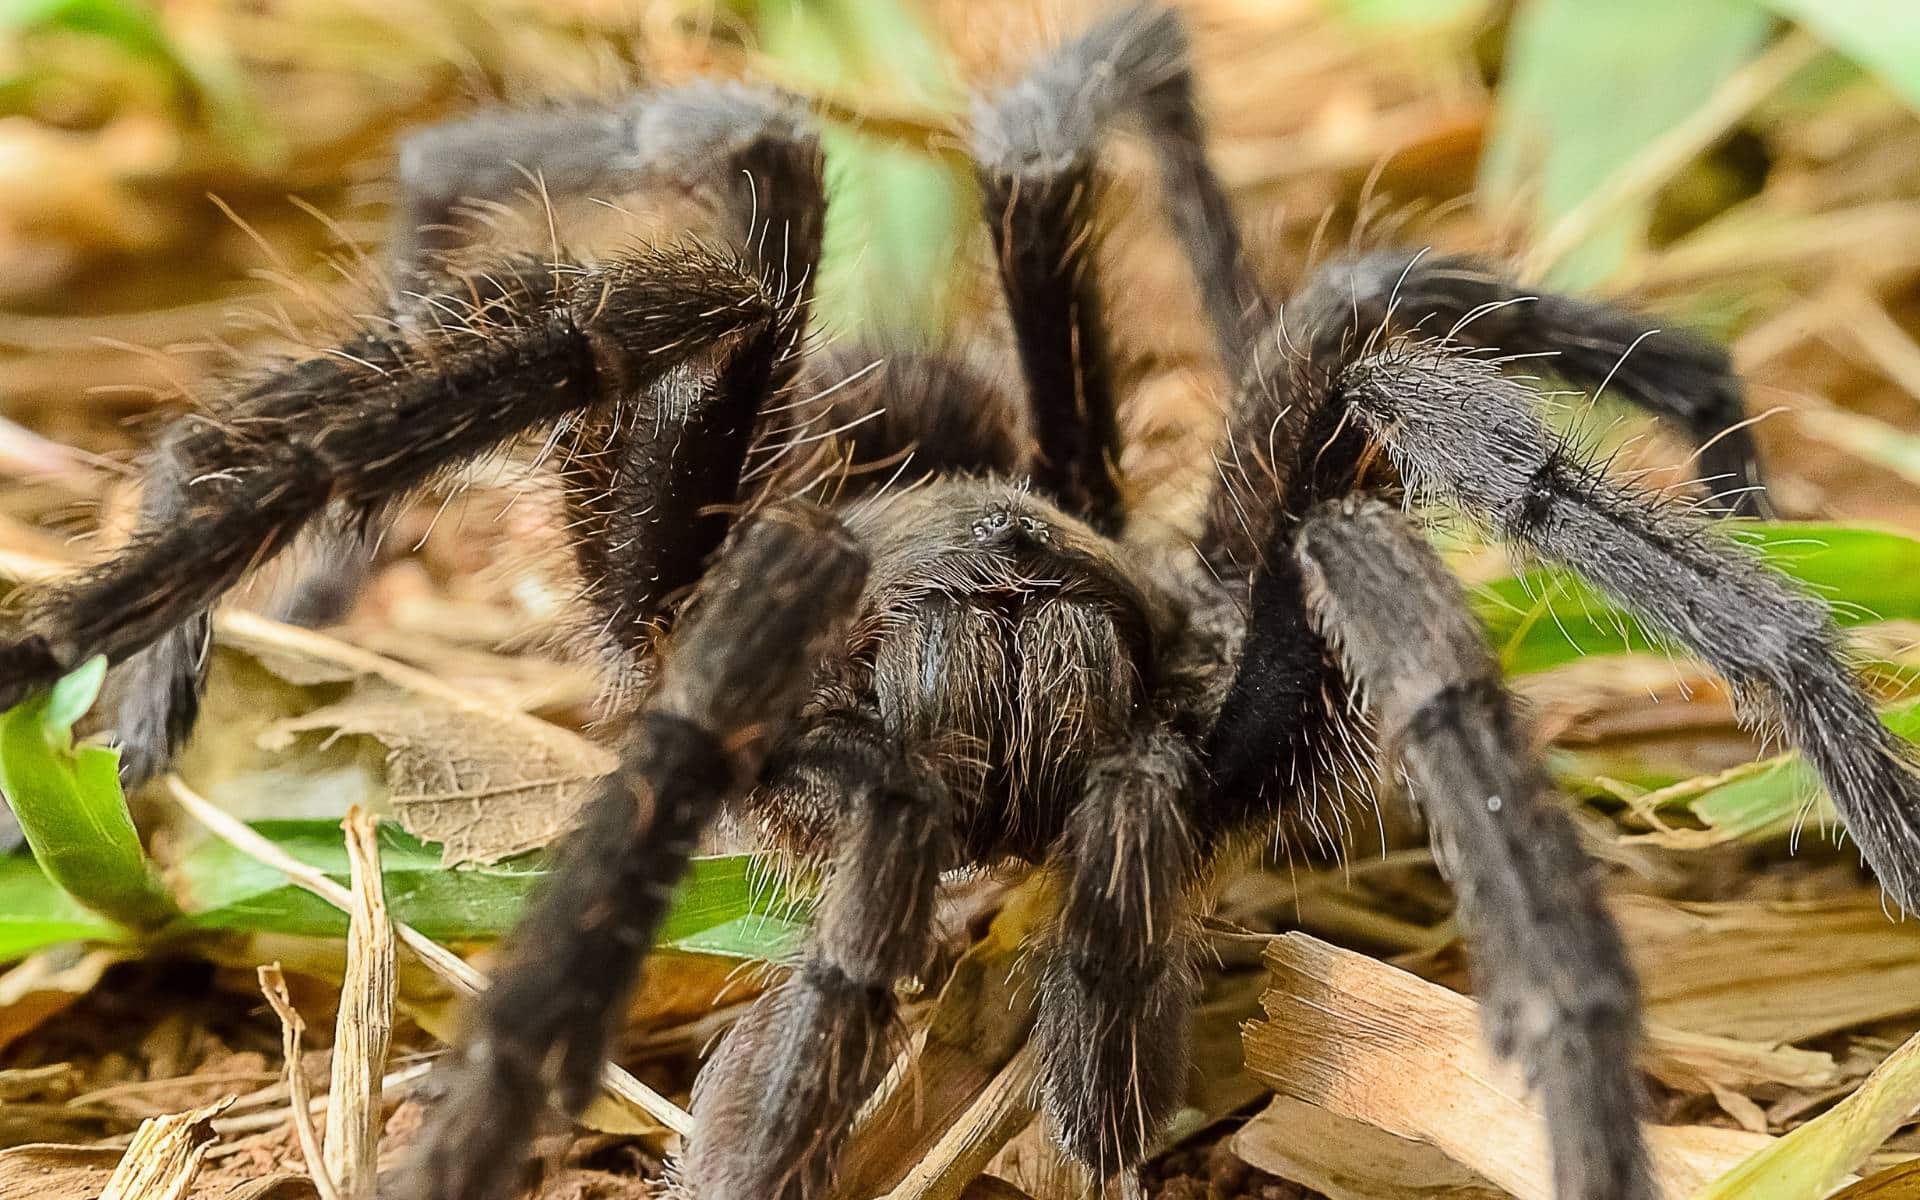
[1036,728,1200,1184]
[0,245,778,713]
[403,503,868,1200]
[1296,497,1652,1200]
[1341,345,1920,909]
[689,714,949,1200]
[1290,250,1771,515]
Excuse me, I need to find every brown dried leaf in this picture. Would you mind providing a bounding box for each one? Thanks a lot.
[210,612,616,864]
[1834,1161,1920,1199]
[265,686,612,864]
[1615,894,1920,1044]
[0,1144,122,1200]
[1233,1096,1507,1200]
[1244,933,1774,1200]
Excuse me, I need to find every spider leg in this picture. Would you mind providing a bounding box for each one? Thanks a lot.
[972,3,1263,530]
[402,503,867,1200]
[1035,728,1200,1187]
[789,344,1026,494]
[1291,251,1771,516]
[1296,496,1651,1200]
[0,245,779,712]
[1340,344,1920,909]
[687,709,950,1200]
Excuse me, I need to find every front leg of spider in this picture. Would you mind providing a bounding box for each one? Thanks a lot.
[0,245,778,712]
[1297,497,1652,1200]
[1336,346,1920,910]
[400,505,867,1200]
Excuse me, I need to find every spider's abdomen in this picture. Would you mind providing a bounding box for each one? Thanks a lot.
[830,479,1163,860]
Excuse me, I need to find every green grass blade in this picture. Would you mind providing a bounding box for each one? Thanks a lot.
[1694,1019,1920,1198]
[1480,0,1770,285]
[0,852,123,961]
[1473,523,1920,675]
[171,819,808,959]
[0,658,178,931]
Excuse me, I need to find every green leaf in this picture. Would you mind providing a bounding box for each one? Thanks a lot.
[1473,523,1920,675]
[0,658,178,932]
[1684,700,1920,842]
[0,0,278,166]
[0,852,122,962]
[1481,0,1770,286]
[1758,0,1920,110]
[743,0,971,338]
[1698,1018,1920,1198]
[171,819,807,958]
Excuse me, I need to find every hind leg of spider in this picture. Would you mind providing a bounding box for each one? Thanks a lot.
[1289,250,1771,516]
[971,4,1265,531]
[1335,345,1920,909]
[1033,729,1201,1191]
[0,244,780,713]
[1296,497,1651,1200]
[399,504,867,1200]
[686,706,950,1200]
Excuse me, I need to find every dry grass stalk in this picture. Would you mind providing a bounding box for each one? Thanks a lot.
[259,963,342,1200]
[98,1097,234,1200]
[322,807,395,1200]
[877,1042,1040,1200]
[164,775,693,1136]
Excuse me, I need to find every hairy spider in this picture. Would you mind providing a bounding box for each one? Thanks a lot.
[3,6,1918,1200]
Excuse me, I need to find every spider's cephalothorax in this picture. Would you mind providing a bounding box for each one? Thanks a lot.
[5,7,1919,1200]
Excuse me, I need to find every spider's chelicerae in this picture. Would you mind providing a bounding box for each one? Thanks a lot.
[4,6,1919,1199]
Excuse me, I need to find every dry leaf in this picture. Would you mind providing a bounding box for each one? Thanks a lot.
[1233,1096,1507,1200]
[1833,1161,1920,1199]
[0,946,126,1053]
[0,1143,123,1200]
[1244,933,1774,1200]
[1692,1020,1920,1199]
[1615,894,1920,1043]
[265,686,612,864]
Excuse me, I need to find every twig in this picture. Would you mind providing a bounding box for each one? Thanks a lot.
[164,775,694,1136]
[259,963,344,1200]
[324,808,395,1200]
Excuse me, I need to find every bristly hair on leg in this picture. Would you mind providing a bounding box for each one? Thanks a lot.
[1285,250,1772,516]
[1337,341,1920,910]
[0,243,780,714]
[399,503,868,1200]
[1297,496,1653,1200]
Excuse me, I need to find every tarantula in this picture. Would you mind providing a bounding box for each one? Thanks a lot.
[3,6,1918,1199]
